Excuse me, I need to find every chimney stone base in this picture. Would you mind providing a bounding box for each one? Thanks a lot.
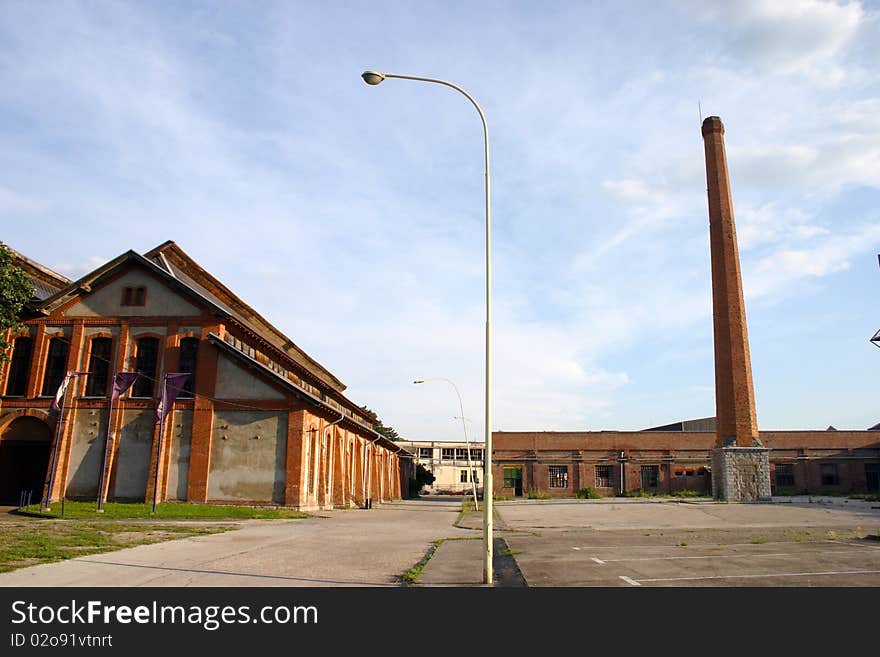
[711,447,771,502]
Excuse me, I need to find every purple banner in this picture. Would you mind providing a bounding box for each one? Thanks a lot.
[156,373,190,424]
[111,371,140,401]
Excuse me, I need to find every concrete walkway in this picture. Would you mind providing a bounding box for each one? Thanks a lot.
[0,498,473,587]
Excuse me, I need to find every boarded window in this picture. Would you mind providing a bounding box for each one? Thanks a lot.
[132,337,159,398]
[5,336,33,396]
[85,337,112,397]
[41,337,69,397]
[549,465,568,488]
[595,465,613,488]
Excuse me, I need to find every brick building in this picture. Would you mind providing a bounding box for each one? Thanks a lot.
[0,241,411,510]
[492,425,880,498]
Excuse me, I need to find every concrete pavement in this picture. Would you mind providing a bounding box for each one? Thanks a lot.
[0,498,473,587]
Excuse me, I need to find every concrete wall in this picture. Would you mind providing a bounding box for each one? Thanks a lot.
[112,410,154,500]
[65,408,107,499]
[166,410,192,501]
[208,410,287,503]
[214,353,285,400]
[65,269,201,317]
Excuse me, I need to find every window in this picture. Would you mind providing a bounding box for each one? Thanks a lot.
[85,337,112,397]
[455,448,472,461]
[549,465,568,488]
[471,469,479,484]
[132,337,159,398]
[178,337,199,398]
[640,465,660,489]
[472,449,484,462]
[121,286,147,306]
[41,337,69,396]
[419,448,433,459]
[441,448,455,461]
[503,468,521,488]
[775,463,795,488]
[820,463,839,486]
[460,470,469,483]
[5,336,33,396]
[595,465,613,488]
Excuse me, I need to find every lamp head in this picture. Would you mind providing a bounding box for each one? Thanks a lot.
[413,379,425,384]
[362,70,386,86]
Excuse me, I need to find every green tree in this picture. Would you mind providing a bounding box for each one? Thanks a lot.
[359,405,400,441]
[408,464,435,498]
[0,241,33,361]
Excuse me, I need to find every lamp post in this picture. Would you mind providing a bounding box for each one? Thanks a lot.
[362,70,494,584]
[414,378,479,511]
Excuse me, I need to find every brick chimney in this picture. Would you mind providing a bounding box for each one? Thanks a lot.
[702,116,759,448]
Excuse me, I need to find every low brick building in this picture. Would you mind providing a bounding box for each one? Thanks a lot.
[0,242,411,510]
[492,427,880,498]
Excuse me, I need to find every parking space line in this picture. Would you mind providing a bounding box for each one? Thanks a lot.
[596,548,876,563]
[576,540,816,550]
[619,576,641,586]
[637,569,880,583]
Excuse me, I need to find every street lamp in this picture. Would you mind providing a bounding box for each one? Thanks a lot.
[414,378,479,511]
[363,70,494,584]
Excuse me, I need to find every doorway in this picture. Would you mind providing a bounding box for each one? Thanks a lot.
[0,416,53,504]
[866,464,880,492]
[503,466,523,497]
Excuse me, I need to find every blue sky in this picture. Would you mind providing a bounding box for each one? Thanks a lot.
[2,1,878,440]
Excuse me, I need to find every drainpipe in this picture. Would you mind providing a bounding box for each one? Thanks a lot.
[618,450,627,496]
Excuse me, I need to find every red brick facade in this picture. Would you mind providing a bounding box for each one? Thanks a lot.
[493,430,880,497]
[0,243,411,509]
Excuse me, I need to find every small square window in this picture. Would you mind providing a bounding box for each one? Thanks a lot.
[419,448,433,459]
[121,286,147,307]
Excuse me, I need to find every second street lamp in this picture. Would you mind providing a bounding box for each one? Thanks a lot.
[414,378,479,511]
[362,70,494,584]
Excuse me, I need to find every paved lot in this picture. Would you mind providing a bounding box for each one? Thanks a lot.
[0,498,470,587]
[497,498,880,587]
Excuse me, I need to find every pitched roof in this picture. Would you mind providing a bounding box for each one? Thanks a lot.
[8,247,71,303]
[144,240,345,392]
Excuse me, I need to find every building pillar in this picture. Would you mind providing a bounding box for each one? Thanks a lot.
[702,115,770,501]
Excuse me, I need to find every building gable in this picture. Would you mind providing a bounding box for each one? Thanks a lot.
[60,264,204,318]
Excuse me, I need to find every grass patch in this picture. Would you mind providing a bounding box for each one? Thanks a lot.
[750,538,767,544]
[670,489,703,498]
[526,489,551,500]
[575,487,602,499]
[0,521,234,574]
[493,494,509,501]
[623,489,653,498]
[848,494,880,502]
[18,501,309,520]
[498,548,523,557]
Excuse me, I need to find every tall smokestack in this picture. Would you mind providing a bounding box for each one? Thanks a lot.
[702,116,759,448]
[702,116,769,502]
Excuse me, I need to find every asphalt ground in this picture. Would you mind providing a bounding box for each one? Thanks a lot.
[495,497,880,587]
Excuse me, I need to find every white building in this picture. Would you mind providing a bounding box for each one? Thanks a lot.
[398,441,485,495]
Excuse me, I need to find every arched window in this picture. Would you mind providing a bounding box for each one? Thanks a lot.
[178,337,198,398]
[41,337,69,396]
[5,336,33,396]
[85,337,113,397]
[131,337,159,398]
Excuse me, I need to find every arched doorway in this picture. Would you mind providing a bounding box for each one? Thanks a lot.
[0,416,53,504]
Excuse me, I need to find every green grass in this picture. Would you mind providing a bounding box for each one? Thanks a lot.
[18,501,309,520]
[623,489,653,498]
[670,489,703,498]
[575,487,602,499]
[526,489,551,500]
[0,521,234,574]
